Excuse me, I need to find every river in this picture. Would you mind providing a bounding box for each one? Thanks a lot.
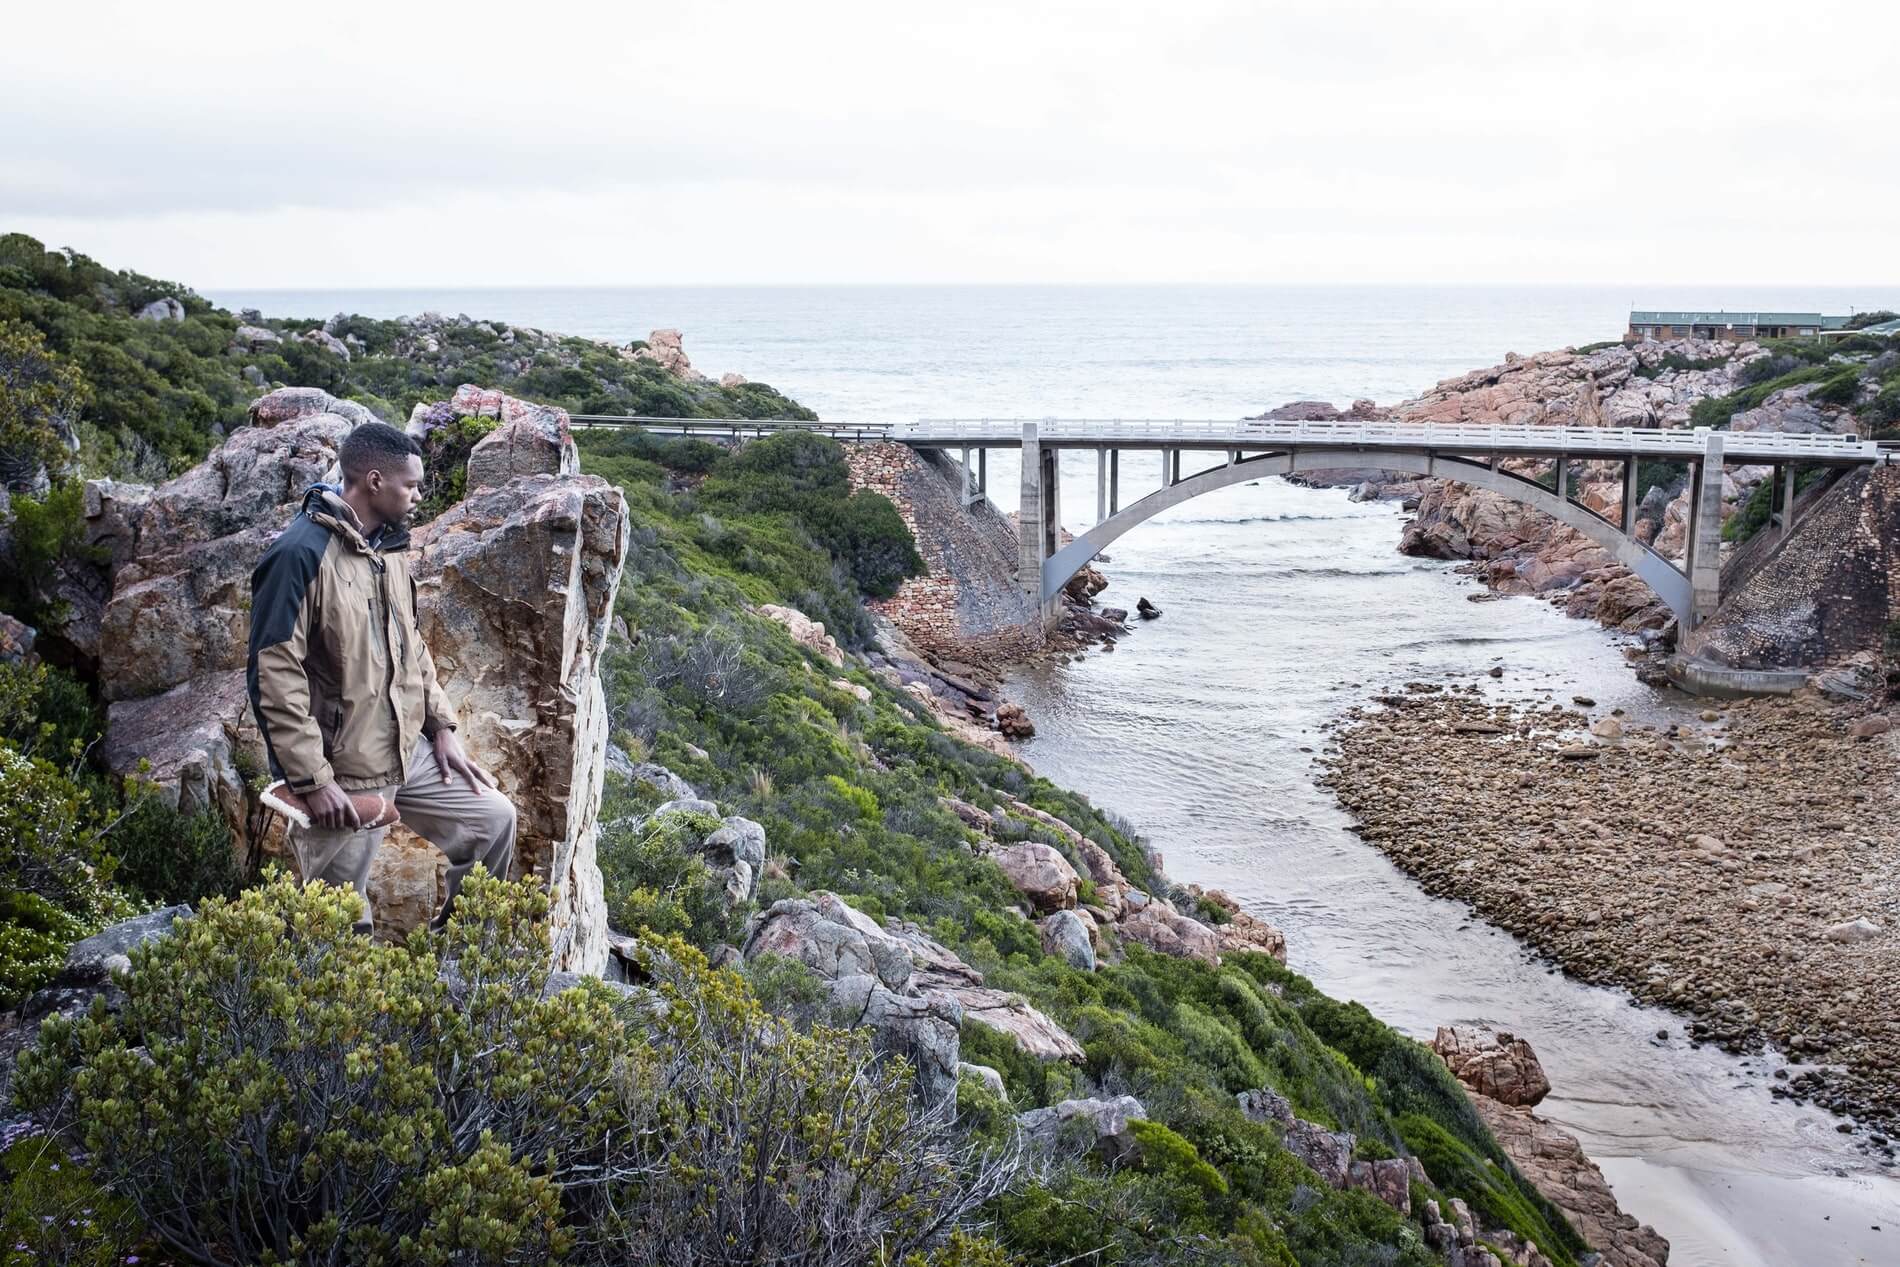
[1004,464,1900,1267]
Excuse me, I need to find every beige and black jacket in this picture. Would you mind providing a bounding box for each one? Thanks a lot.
[247,485,458,793]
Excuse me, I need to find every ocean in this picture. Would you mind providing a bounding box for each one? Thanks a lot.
[207,283,1900,422]
[213,283,1900,1264]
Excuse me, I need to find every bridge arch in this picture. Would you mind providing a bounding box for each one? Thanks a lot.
[1039,448,1692,622]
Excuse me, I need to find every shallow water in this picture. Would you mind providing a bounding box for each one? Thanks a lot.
[1005,470,1900,1267]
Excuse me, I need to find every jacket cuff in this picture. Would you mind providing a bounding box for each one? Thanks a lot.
[287,760,336,792]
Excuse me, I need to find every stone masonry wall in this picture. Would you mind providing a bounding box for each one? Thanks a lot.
[845,443,1043,663]
[1687,466,1899,670]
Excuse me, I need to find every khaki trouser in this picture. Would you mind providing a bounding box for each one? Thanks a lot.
[290,738,517,937]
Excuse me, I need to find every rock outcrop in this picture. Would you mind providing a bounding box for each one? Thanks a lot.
[631,328,706,382]
[410,458,629,972]
[1472,1097,1668,1267]
[1235,1086,1424,1216]
[1018,1095,1148,1163]
[84,385,631,970]
[742,890,1086,1097]
[1432,1025,1552,1107]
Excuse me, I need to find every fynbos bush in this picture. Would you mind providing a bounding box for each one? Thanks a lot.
[17,871,1015,1266]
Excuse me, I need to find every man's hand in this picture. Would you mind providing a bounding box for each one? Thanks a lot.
[308,782,361,831]
[433,728,492,793]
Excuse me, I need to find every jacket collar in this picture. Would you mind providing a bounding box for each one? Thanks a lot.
[301,483,411,554]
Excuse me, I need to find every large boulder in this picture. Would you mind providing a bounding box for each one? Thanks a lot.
[410,472,629,973]
[1432,1025,1552,1107]
[632,328,707,382]
[1118,901,1222,965]
[991,842,1080,911]
[950,987,1086,1062]
[1039,909,1096,970]
[757,603,845,667]
[98,395,355,700]
[827,972,961,1104]
[743,893,915,990]
[452,384,579,490]
[135,297,184,322]
[1017,1095,1148,1164]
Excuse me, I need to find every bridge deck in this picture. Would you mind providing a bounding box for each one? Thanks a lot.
[902,418,1887,464]
[571,414,1889,466]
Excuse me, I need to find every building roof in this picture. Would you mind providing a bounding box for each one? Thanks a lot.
[1628,310,1830,327]
[1831,318,1900,337]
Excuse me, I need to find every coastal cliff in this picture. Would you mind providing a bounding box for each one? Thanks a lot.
[2,242,1653,1265]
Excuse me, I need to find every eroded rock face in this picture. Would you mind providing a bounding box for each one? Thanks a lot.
[1472,1096,1668,1267]
[412,471,630,972]
[632,328,706,382]
[455,385,579,490]
[827,972,961,1104]
[1040,909,1096,970]
[743,893,1087,1087]
[744,893,915,990]
[99,396,356,701]
[1119,902,1222,964]
[1432,1025,1552,1107]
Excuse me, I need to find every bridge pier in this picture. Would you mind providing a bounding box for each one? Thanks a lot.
[1687,431,1725,627]
[1018,423,1061,625]
[1622,457,1639,534]
[1096,446,1107,524]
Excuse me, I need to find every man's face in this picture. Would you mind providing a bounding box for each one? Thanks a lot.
[363,454,425,526]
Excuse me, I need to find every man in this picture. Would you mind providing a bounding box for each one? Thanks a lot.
[247,421,516,935]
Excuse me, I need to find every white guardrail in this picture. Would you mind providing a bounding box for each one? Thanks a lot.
[572,415,1890,464]
[902,418,1887,462]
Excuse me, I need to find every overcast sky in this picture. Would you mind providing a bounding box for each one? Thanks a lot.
[5,0,1897,287]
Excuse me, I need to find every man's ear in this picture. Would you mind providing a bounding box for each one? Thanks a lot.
[363,467,384,493]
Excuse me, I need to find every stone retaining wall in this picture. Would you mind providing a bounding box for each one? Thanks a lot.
[1687,466,1899,670]
[845,443,1043,662]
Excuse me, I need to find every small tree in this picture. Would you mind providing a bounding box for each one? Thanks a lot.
[0,320,88,493]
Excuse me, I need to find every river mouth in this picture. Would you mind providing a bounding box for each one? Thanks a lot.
[1004,473,1900,1267]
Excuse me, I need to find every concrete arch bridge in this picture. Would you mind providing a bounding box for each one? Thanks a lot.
[572,413,1891,631]
[902,419,1889,629]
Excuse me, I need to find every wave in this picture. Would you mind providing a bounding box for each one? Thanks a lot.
[1153,512,1345,526]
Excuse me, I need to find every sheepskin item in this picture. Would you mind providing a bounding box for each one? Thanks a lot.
[260,780,402,831]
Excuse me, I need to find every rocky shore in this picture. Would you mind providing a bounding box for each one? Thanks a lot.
[1319,682,1900,1138]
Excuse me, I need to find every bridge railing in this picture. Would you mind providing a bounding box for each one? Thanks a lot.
[569,414,892,441]
[900,418,1886,462]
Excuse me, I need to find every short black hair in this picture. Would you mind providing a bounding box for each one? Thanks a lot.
[339,422,422,483]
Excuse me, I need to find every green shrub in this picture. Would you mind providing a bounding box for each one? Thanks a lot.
[1814,366,1865,407]
[0,744,136,1008]
[0,319,88,492]
[1723,468,1827,543]
[0,480,103,627]
[0,1137,143,1267]
[104,794,245,905]
[413,413,498,521]
[17,870,1013,1266]
[598,807,742,950]
[699,431,923,603]
[16,871,594,1266]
